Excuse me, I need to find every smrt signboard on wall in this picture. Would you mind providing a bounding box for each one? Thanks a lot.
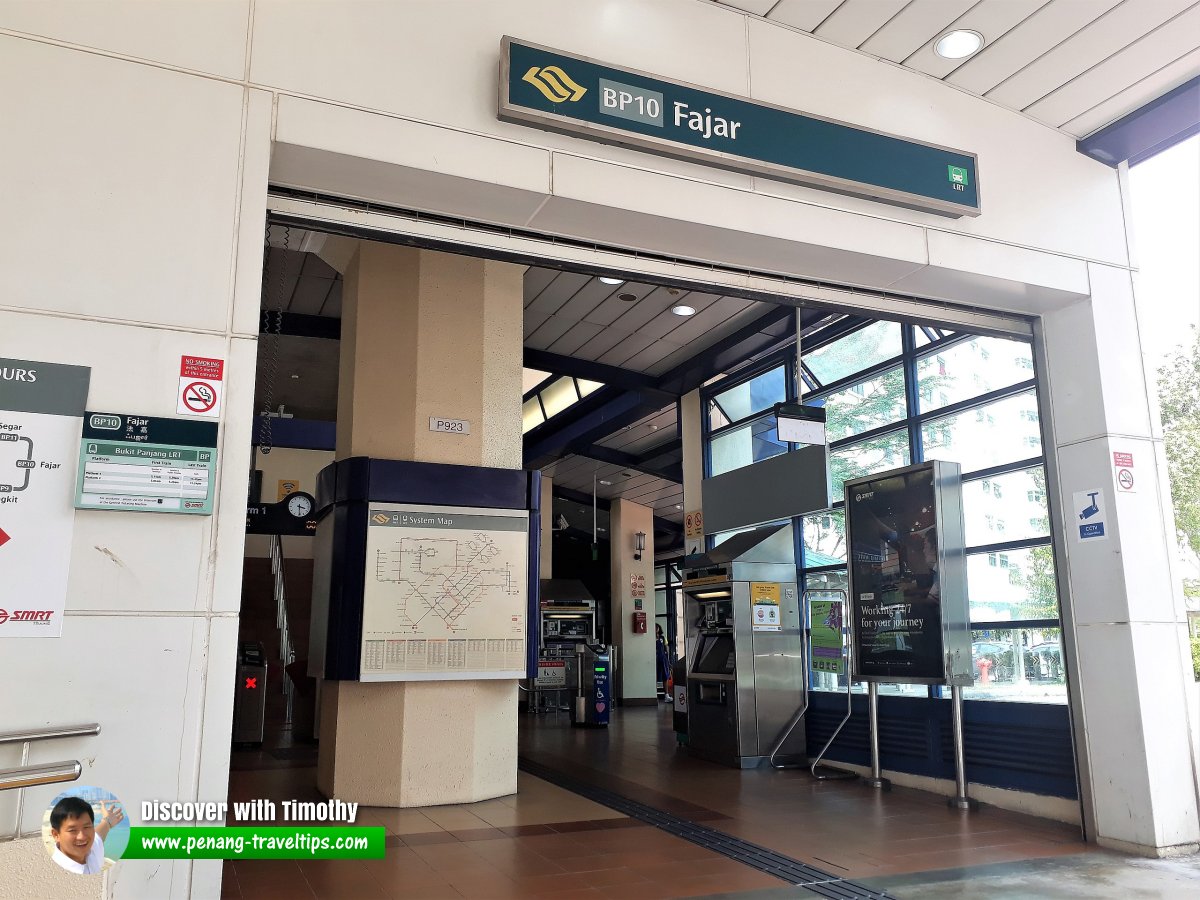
[844,461,972,686]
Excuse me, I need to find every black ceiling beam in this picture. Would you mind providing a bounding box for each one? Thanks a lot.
[524,385,675,470]
[654,305,795,396]
[523,348,658,392]
[568,443,682,484]
[550,486,682,538]
[260,310,341,341]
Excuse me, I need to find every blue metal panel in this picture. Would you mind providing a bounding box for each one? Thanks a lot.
[1077,76,1200,167]
[252,416,336,450]
[806,691,1079,800]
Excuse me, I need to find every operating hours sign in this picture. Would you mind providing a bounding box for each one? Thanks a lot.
[0,357,91,638]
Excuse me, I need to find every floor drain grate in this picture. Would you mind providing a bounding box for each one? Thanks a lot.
[519,757,896,899]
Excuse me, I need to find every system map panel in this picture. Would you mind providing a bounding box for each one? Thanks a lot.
[360,503,529,681]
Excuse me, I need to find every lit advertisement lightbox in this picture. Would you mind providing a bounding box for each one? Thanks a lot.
[845,461,972,685]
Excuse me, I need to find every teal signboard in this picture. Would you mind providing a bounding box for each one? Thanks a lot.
[499,37,980,218]
[76,412,217,515]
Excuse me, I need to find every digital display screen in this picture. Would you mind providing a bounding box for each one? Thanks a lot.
[847,467,945,681]
[692,634,736,675]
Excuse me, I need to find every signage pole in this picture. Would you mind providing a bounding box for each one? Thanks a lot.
[948,684,977,810]
[865,682,890,790]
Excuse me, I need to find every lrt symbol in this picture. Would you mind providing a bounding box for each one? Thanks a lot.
[244,677,257,690]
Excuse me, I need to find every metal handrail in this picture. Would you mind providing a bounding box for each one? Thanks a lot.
[0,724,100,745]
[0,761,82,793]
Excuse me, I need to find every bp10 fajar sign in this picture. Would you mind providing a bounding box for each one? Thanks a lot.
[498,36,980,218]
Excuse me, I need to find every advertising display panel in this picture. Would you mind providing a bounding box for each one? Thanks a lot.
[845,461,971,685]
[359,503,529,681]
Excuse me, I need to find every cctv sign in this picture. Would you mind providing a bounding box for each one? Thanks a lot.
[1073,488,1109,542]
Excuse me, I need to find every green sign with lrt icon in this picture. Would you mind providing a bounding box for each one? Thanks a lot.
[499,36,981,218]
[75,412,217,515]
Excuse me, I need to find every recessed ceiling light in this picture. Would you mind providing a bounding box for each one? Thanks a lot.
[675,504,683,510]
[619,292,637,302]
[599,479,612,486]
[290,374,300,379]
[671,304,696,316]
[599,277,624,285]
[934,29,984,60]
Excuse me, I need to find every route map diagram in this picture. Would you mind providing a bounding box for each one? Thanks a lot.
[360,504,529,681]
[372,533,517,633]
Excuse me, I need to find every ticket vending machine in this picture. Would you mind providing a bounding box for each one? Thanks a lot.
[682,523,804,768]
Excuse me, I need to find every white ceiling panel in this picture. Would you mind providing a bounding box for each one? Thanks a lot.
[985,0,1196,112]
[858,0,977,64]
[606,286,686,335]
[635,291,725,341]
[524,271,592,319]
[720,0,778,14]
[720,0,1197,145]
[659,295,760,346]
[1060,46,1200,136]
[598,330,661,367]
[767,0,844,33]
[525,313,578,350]
[551,278,626,323]
[647,303,777,376]
[522,266,559,307]
[581,282,658,327]
[814,0,910,49]
[946,0,1123,96]
[573,323,639,362]
[1024,4,1200,128]
[546,321,605,357]
[619,338,688,374]
[903,0,1048,77]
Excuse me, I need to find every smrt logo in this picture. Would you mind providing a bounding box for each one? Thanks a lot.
[855,491,875,502]
[522,65,587,103]
[0,609,55,625]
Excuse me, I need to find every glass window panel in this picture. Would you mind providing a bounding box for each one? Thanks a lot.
[821,366,907,442]
[577,378,604,397]
[921,390,1041,473]
[913,328,955,349]
[962,627,1066,703]
[655,588,667,616]
[805,321,902,387]
[917,336,1034,413]
[963,467,1050,546]
[708,366,787,430]
[828,430,910,503]
[802,511,846,566]
[539,377,580,418]
[709,415,787,477]
[521,397,544,433]
[966,545,1058,621]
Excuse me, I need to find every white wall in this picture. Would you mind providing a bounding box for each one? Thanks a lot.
[0,19,267,900]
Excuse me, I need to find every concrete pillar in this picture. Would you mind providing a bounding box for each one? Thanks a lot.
[1041,261,1200,855]
[610,499,657,702]
[318,241,524,807]
[680,389,705,555]
[540,475,553,579]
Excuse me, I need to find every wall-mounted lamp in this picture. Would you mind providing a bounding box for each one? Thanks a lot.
[634,531,646,561]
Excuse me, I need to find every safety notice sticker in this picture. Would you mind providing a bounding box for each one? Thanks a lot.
[177,355,223,418]
[1113,451,1135,493]
[1073,488,1109,542]
[0,357,91,638]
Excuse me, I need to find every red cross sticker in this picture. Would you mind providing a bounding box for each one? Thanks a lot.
[244,677,257,690]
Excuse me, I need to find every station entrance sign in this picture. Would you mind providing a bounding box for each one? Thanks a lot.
[0,357,91,638]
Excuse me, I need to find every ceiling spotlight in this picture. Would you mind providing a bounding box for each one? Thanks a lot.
[290,374,300,380]
[599,277,624,286]
[934,29,984,60]
[619,293,637,302]
[671,304,696,316]
[675,504,683,510]
[599,479,612,486]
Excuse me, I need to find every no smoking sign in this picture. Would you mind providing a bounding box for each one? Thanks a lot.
[1113,451,1135,493]
[177,355,224,418]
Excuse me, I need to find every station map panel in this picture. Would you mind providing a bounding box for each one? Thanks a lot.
[360,503,528,681]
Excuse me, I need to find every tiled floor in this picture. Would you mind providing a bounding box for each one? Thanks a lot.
[519,705,1093,882]
[225,700,1105,898]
